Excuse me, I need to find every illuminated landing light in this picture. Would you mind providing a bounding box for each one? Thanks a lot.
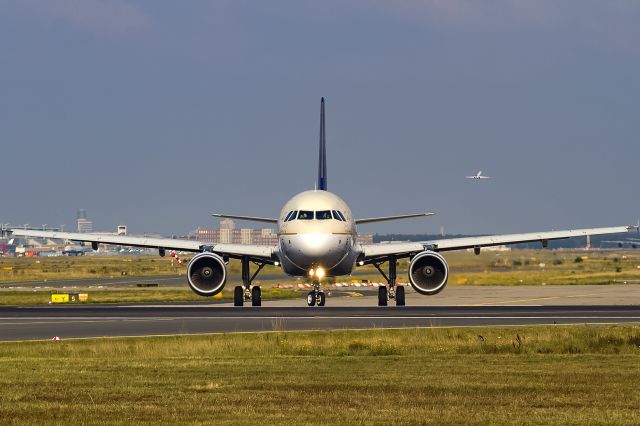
[309,268,315,277]
[358,260,364,266]
[274,261,280,266]
[315,267,325,278]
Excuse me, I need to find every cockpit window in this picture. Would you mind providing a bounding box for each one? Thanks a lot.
[336,211,347,221]
[331,210,343,221]
[298,210,313,220]
[316,210,332,220]
[284,211,297,222]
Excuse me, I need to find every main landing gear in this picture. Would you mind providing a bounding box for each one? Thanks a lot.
[233,256,267,307]
[306,280,326,307]
[372,255,405,307]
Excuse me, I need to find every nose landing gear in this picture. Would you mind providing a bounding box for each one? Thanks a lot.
[306,280,326,306]
[233,256,267,307]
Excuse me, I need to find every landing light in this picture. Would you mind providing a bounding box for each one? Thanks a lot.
[358,260,364,266]
[309,269,315,277]
[316,267,325,278]
[274,261,280,266]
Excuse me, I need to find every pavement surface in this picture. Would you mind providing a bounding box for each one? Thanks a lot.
[1,284,639,341]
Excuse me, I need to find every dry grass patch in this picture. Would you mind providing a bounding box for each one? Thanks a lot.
[0,326,639,424]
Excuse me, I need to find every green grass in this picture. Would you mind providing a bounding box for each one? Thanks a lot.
[0,255,186,282]
[0,255,285,283]
[0,287,299,305]
[1,326,639,424]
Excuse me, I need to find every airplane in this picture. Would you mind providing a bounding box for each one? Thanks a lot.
[601,240,640,249]
[1,98,636,307]
[466,171,490,180]
[63,243,87,256]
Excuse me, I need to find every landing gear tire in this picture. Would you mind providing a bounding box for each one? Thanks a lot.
[378,286,388,306]
[251,286,261,307]
[307,291,317,306]
[317,291,326,306]
[396,285,405,306]
[234,285,244,307]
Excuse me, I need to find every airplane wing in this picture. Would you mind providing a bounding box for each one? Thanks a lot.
[4,228,276,261]
[211,214,278,224]
[360,225,633,260]
[479,176,490,179]
[356,213,435,225]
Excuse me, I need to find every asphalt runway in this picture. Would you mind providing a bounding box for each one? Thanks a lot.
[1,303,639,341]
[2,283,639,341]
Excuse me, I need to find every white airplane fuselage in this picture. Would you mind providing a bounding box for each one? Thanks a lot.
[277,190,359,277]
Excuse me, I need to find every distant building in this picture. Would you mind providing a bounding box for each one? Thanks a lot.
[220,219,235,230]
[240,228,253,244]
[220,228,232,243]
[193,228,220,244]
[76,219,93,233]
[76,209,93,233]
[190,226,278,246]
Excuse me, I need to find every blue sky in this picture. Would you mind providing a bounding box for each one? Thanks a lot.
[1,1,638,235]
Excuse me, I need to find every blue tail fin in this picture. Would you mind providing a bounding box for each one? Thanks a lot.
[317,98,327,191]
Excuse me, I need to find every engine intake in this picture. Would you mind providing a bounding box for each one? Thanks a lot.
[408,251,448,295]
[187,252,227,297]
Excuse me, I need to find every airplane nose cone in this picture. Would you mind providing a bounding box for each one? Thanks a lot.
[283,233,345,270]
[298,233,335,257]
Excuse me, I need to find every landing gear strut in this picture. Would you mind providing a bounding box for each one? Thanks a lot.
[233,256,266,307]
[373,255,405,307]
[307,280,326,307]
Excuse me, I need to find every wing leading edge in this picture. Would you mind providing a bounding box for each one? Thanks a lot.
[361,225,634,259]
[211,214,278,224]
[356,212,435,225]
[6,229,276,260]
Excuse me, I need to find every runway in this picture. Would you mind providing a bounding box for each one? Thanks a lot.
[1,303,639,341]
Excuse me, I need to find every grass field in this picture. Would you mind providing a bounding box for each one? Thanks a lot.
[1,326,639,424]
[2,250,640,285]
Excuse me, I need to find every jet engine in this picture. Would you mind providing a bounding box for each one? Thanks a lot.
[408,251,448,295]
[187,252,227,297]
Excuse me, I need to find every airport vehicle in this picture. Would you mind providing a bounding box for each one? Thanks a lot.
[2,99,635,307]
[466,170,490,179]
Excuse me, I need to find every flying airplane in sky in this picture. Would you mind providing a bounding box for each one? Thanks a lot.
[2,99,635,307]
[466,171,490,179]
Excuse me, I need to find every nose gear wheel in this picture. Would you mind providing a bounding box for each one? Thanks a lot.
[307,280,326,307]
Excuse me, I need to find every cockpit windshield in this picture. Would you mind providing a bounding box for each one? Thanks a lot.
[285,210,347,221]
[315,210,332,220]
[298,211,313,220]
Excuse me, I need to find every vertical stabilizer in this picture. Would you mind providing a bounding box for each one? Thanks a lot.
[317,98,327,190]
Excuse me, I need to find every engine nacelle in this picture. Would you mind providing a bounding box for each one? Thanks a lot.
[187,252,227,297]
[408,251,448,295]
